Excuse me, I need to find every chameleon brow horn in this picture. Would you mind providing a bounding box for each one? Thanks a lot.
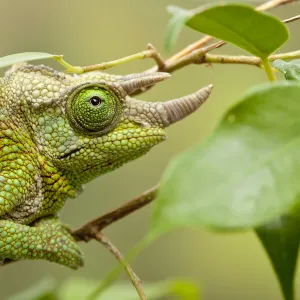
[121,72,213,126]
[162,84,213,125]
[121,72,171,94]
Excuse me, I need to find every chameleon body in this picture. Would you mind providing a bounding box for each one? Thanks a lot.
[0,63,212,268]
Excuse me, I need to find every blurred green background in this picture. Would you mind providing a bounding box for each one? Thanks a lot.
[0,0,299,299]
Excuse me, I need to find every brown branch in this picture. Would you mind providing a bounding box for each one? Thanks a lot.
[173,49,300,70]
[256,0,297,11]
[284,15,300,23]
[168,35,213,62]
[92,233,147,300]
[72,185,158,242]
[146,43,166,70]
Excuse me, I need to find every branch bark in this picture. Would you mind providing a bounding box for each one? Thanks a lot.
[88,233,147,300]
[73,185,158,242]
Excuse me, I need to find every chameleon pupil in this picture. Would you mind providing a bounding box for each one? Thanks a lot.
[90,96,102,106]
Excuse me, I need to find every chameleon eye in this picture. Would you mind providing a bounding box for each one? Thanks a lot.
[90,96,102,106]
[66,85,121,135]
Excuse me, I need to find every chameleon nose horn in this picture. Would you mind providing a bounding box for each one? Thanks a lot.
[162,84,213,126]
[121,72,170,95]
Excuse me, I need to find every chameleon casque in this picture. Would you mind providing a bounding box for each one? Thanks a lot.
[0,63,212,269]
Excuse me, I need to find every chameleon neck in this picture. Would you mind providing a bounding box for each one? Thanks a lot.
[0,110,77,224]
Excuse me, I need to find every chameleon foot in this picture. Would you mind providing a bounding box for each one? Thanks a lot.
[0,217,83,269]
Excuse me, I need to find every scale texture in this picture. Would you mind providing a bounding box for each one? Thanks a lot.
[0,64,212,268]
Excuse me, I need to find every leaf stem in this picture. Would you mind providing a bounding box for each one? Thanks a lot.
[82,49,155,72]
[53,56,84,73]
[262,58,277,81]
[54,46,166,74]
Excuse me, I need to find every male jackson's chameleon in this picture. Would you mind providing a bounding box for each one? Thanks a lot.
[0,63,212,269]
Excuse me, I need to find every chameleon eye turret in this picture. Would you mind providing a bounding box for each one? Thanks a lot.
[0,64,213,269]
[66,84,122,135]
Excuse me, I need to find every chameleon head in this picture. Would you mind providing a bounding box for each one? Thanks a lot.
[5,66,213,184]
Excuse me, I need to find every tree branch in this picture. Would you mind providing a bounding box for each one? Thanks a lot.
[284,15,300,23]
[72,185,158,242]
[257,0,297,11]
[87,233,147,300]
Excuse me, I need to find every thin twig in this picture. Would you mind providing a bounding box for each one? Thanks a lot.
[165,41,225,72]
[134,48,300,82]
[89,233,147,300]
[202,50,300,67]
[82,50,156,73]
[147,43,166,70]
[168,35,213,62]
[270,50,300,60]
[284,15,300,23]
[72,185,159,242]
[56,49,166,74]
[256,0,297,11]
[204,54,262,66]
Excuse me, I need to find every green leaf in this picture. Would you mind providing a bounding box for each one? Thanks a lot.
[8,277,56,300]
[57,278,200,300]
[166,3,289,58]
[256,208,300,300]
[273,59,300,81]
[186,4,289,58]
[165,6,192,51]
[151,82,300,234]
[0,52,57,69]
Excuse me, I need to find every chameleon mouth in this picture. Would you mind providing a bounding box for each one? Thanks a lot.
[82,148,150,173]
[83,160,116,172]
[58,147,83,160]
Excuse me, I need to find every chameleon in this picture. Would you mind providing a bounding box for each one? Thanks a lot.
[0,63,213,269]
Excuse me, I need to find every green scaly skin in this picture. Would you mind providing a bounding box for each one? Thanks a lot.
[0,63,212,269]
